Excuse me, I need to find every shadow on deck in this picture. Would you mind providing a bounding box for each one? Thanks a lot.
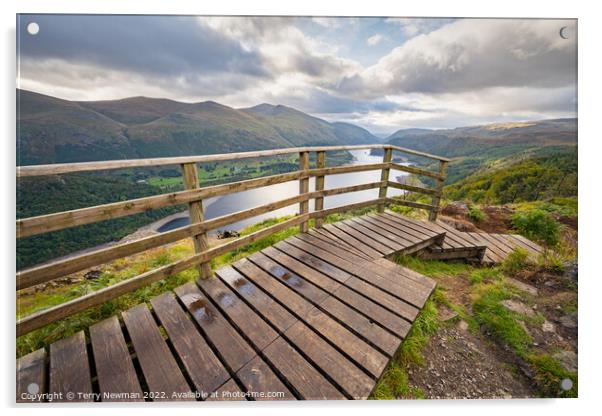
[16,211,543,402]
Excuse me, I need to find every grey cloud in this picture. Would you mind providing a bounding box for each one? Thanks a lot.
[339,19,577,98]
[18,15,268,78]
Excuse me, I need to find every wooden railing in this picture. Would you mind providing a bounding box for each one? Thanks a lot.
[16,144,449,336]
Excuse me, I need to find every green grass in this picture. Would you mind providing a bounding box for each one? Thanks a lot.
[529,353,578,398]
[468,204,487,223]
[395,255,474,278]
[371,295,439,399]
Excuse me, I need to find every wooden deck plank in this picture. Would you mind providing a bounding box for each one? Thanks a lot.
[381,212,442,239]
[49,331,93,402]
[237,355,295,401]
[89,316,144,402]
[322,224,383,259]
[233,259,375,399]
[296,232,434,290]
[16,348,46,403]
[270,242,414,337]
[122,304,193,401]
[150,293,230,395]
[369,213,438,242]
[463,232,505,263]
[344,218,407,251]
[261,246,401,356]
[285,237,431,310]
[358,215,422,245]
[174,282,256,373]
[196,277,280,351]
[331,221,393,255]
[216,266,298,333]
[309,228,370,259]
[263,337,346,400]
[248,252,389,378]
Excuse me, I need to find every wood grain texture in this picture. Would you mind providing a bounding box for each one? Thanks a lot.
[16,348,46,403]
[122,304,193,401]
[49,331,93,402]
[89,317,144,402]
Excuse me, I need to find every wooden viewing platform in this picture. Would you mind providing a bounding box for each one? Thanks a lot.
[16,145,543,402]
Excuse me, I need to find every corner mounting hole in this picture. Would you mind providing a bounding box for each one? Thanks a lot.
[27,22,39,35]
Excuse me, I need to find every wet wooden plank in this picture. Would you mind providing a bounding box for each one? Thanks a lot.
[262,337,346,400]
[150,293,230,395]
[207,379,246,401]
[233,259,375,399]
[268,242,411,338]
[89,316,144,402]
[261,246,400,356]
[237,356,295,401]
[380,213,442,239]
[49,331,93,402]
[122,304,193,401]
[174,282,256,373]
[197,277,279,351]
[16,349,46,403]
[216,266,298,333]
[284,321,374,399]
[248,252,389,378]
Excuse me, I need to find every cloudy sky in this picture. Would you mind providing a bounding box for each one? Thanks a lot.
[17,15,577,134]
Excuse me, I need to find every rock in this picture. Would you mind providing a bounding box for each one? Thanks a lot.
[559,312,578,328]
[505,277,539,296]
[457,320,469,332]
[501,299,535,317]
[441,201,470,217]
[440,216,479,232]
[553,350,578,373]
[438,305,459,322]
[542,320,555,333]
[84,270,103,280]
[562,261,578,282]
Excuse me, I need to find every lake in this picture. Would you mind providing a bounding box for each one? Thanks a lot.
[157,149,410,234]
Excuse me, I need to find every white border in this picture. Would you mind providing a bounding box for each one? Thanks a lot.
[2,1,599,415]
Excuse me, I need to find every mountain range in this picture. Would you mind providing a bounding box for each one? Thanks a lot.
[16,89,379,165]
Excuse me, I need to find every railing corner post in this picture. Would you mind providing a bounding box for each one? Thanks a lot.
[428,160,448,221]
[377,147,393,213]
[299,151,310,233]
[180,162,212,279]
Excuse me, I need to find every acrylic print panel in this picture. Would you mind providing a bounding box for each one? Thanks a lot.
[16,14,577,403]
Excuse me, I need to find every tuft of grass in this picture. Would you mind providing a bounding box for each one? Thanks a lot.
[500,247,531,275]
[468,204,487,223]
[529,353,577,398]
[472,281,533,356]
[469,267,503,285]
[371,297,439,399]
[395,255,473,278]
[536,250,567,275]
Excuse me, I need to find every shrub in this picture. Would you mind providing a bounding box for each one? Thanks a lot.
[468,204,487,222]
[512,209,560,246]
[501,248,530,274]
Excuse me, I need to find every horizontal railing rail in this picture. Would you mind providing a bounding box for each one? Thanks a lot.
[16,144,448,336]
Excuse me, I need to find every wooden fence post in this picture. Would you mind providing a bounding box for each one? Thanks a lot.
[377,147,393,213]
[181,162,212,279]
[428,160,448,221]
[299,151,310,233]
[314,151,326,228]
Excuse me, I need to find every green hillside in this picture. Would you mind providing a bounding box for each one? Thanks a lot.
[17,90,379,165]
